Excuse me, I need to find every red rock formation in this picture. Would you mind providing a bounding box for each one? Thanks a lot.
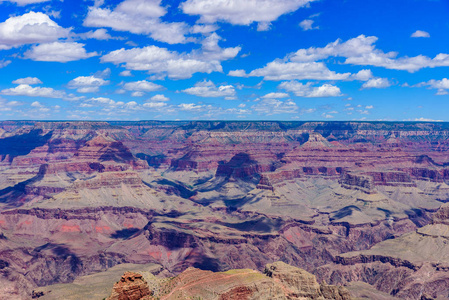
[105,262,351,300]
[107,272,152,300]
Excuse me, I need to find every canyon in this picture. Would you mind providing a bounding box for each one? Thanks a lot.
[0,120,449,299]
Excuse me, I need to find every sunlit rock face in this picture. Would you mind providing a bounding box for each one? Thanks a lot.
[1,120,449,299]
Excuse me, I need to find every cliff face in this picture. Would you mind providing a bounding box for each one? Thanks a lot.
[316,202,449,299]
[1,121,449,299]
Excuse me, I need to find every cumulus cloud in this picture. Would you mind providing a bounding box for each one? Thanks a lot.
[119,70,132,77]
[68,75,110,93]
[12,77,42,85]
[361,78,391,89]
[1,84,66,98]
[84,0,189,44]
[279,81,342,97]
[252,98,298,115]
[299,19,318,31]
[178,103,208,111]
[290,35,449,72]
[236,35,449,80]
[181,0,316,28]
[191,24,218,34]
[417,78,449,95]
[350,69,373,81]
[0,12,70,50]
[102,36,239,79]
[25,42,98,62]
[262,92,289,99]
[123,80,164,95]
[143,101,168,108]
[199,33,241,61]
[228,69,247,77]
[79,29,115,40]
[411,30,430,38]
[242,61,350,81]
[149,94,169,102]
[182,80,236,99]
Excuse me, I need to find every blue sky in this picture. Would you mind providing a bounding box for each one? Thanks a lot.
[0,0,448,121]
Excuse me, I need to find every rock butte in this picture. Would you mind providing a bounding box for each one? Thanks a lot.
[0,120,449,299]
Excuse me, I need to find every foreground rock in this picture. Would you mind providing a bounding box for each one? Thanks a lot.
[105,261,351,300]
[107,272,152,300]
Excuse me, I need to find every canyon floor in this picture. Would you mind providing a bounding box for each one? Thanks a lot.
[1,120,449,299]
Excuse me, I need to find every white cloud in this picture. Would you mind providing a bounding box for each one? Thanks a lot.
[1,84,65,98]
[350,69,373,81]
[182,80,236,99]
[262,92,289,99]
[119,70,132,77]
[417,78,449,95]
[0,12,70,50]
[12,77,42,85]
[181,0,316,28]
[419,78,449,89]
[178,103,207,111]
[131,91,144,97]
[68,75,110,93]
[279,81,342,97]
[246,61,350,81]
[123,80,164,93]
[0,97,22,111]
[0,60,11,68]
[84,0,189,44]
[290,34,449,72]
[257,22,271,31]
[86,97,116,106]
[2,0,50,5]
[25,42,97,62]
[149,94,169,101]
[410,117,443,122]
[79,29,114,40]
[143,102,167,108]
[198,33,241,61]
[299,19,318,31]
[102,39,239,79]
[252,98,298,115]
[411,30,430,38]
[228,69,247,77]
[361,78,391,89]
[191,24,218,34]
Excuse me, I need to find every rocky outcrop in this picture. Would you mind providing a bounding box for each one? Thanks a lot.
[339,172,375,193]
[104,262,351,300]
[264,261,351,299]
[107,272,152,300]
